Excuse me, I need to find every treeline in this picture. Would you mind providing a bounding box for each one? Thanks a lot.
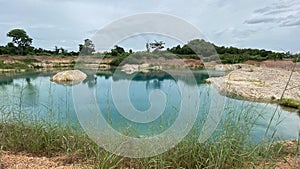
[0,29,298,64]
[0,29,80,56]
[0,45,79,56]
[167,39,291,63]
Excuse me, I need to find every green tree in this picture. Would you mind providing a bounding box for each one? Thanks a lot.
[7,29,32,55]
[149,40,165,52]
[5,42,18,55]
[79,39,95,55]
[54,46,59,55]
[59,47,67,55]
[187,39,215,57]
[0,46,5,55]
[111,45,125,56]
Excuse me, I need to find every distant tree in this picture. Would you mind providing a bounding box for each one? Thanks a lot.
[7,29,32,55]
[5,42,18,55]
[54,46,60,55]
[149,40,165,52]
[59,47,66,55]
[187,39,215,57]
[146,42,150,52]
[0,46,5,55]
[181,45,194,54]
[79,39,95,55]
[285,51,291,58]
[110,45,125,56]
[168,45,184,54]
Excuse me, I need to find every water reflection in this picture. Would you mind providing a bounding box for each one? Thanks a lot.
[146,79,161,91]
[0,70,299,142]
[23,78,39,106]
[83,74,97,88]
[104,70,212,86]
[0,72,44,87]
[0,79,13,85]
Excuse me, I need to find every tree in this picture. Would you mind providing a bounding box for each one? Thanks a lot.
[110,45,125,56]
[54,46,59,55]
[149,40,165,52]
[7,29,32,55]
[5,42,18,55]
[79,39,95,55]
[146,42,150,52]
[187,39,215,57]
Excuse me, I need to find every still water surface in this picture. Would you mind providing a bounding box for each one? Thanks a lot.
[0,71,299,142]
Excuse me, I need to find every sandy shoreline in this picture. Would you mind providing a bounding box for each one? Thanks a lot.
[206,65,300,107]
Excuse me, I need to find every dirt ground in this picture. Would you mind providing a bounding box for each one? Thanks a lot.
[1,141,299,169]
[245,59,300,71]
[1,55,298,71]
[255,140,300,169]
[1,152,298,169]
[0,151,88,169]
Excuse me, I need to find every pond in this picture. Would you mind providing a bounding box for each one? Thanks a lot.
[0,70,299,143]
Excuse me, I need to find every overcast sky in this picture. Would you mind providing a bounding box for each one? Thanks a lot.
[0,0,299,53]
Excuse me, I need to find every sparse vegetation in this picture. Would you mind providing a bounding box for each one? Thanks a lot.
[280,98,300,109]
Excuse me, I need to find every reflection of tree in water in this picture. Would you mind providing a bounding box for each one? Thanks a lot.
[83,74,97,88]
[146,79,161,91]
[25,78,31,84]
[108,71,211,86]
[0,79,13,86]
[23,78,39,106]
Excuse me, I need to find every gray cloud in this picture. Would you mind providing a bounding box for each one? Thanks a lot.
[214,27,259,48]
[254,4,290,14]
[0,0,300,53]
[281,19,300,27]
[264,8,292,15]
[246,0,300,27]
[245,17,279,24]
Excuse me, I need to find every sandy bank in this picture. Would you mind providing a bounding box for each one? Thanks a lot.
[206,66,300,104]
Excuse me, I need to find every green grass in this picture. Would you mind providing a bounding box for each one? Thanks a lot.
[280,98,300,109]
[19,57,40,64]
[0,102,292,168]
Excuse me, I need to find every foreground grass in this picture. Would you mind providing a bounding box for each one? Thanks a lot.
[1,110,297,169]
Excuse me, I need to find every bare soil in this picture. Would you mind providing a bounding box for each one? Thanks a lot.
[0,151,88,169]
[1,141,299,169]
[2,56,297,72]
[255,140,300,169]
[245,59,300,71]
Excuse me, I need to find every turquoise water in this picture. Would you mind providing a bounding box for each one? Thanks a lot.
[0,71,299,142]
